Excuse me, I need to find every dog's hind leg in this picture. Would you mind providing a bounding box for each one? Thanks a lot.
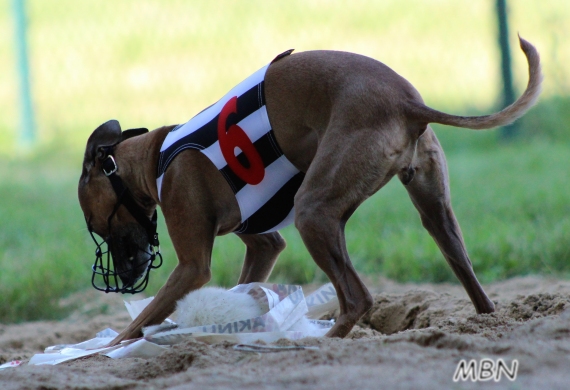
[399,128,495,314]
[237,232,286,284]
[293,126,403,338]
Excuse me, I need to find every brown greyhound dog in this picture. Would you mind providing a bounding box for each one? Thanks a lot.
[79,37,541,346]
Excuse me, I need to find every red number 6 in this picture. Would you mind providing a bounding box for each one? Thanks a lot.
[218,96,265,185]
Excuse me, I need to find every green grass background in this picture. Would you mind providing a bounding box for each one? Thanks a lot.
[0,0,569,323]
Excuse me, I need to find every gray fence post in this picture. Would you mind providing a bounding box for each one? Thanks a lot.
[496,0,517,139]
[13,0,36,147]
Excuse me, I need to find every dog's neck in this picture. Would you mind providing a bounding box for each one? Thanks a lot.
[113,125,174,211]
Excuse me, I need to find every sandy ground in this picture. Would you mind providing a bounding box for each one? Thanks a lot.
[1,275,570,389]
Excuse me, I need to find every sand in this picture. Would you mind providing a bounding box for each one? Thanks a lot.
[1,275,569,389]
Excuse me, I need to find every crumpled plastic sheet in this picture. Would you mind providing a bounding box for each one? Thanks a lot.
[24,282,338,366]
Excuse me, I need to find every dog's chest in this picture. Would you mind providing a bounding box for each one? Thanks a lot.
[156,64,304,234]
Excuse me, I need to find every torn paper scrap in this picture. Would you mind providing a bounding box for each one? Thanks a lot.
[124,296,154,320]
[306,283,340,319]
[105,339,169,359]
[29,345,118,366]
[0,360,23,370]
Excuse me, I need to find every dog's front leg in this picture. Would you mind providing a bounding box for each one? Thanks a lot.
[107,154,225,346]
[237,232,286,284]
[107,260,211,345]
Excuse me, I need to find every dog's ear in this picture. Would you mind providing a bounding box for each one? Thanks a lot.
[81,121,149,180]
[121,128,148,142]
[82,120,123,176]
[87,120,122,154]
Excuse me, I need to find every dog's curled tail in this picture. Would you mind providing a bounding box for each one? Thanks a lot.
[406,36,542,130]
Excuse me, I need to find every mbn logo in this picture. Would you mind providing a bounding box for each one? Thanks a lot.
[453,358,518,382]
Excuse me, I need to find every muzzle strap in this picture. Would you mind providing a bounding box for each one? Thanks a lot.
[87,146,163,294]
[102,153,159,246]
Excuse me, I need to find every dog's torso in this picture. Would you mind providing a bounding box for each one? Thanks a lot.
[156,61,304,234]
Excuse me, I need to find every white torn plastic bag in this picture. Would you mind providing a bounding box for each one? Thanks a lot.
[27,282,338,365]
[145,282,337,345]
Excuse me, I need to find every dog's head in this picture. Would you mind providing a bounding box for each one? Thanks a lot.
[78,120,158,292]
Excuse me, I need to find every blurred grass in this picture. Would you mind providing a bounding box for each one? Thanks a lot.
[1,0,569,152]
[0,0,569,323]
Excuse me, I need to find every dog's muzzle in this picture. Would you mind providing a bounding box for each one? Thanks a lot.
[89,229,163,294]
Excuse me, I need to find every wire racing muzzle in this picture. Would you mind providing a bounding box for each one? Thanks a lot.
[89,227,162,294]
[88,149,163,294]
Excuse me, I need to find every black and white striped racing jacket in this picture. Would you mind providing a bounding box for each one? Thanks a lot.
[156,55,304,235]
